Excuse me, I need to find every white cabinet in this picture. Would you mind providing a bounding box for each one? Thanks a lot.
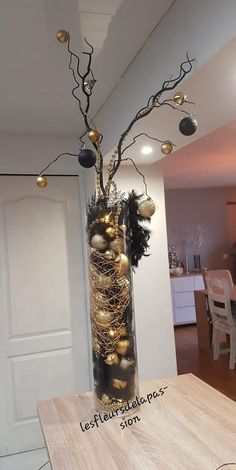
[170,275,204,325]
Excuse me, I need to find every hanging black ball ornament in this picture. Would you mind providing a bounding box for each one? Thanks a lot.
[179,116,197,136]
[78,149,96,168]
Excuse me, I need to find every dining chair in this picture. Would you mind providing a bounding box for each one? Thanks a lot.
[205,269,234,288]
[206,276,236,369]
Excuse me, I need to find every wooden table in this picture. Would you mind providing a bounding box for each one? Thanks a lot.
[37,374,236,469]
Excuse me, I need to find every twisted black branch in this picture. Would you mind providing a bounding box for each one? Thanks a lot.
[39,152,78,175]
[121,132,176,156]
[111,157,150,198]
[110,53,195,179]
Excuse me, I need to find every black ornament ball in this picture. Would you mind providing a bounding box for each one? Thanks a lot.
[179,116,197,136]
[78,149,96,168]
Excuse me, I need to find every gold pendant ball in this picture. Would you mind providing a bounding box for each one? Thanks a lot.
[116,338,129,355]
[57,30,69,43]
[91,234,108,251]
[88,129,100,143]
[105,353,119,365]
[115,253,129,276]
[138,198,156,218]
[36,175,48,188]
[173,91,187,105]
[161,140,173,155]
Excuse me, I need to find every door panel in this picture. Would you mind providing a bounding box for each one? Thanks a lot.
[0,176,90,456]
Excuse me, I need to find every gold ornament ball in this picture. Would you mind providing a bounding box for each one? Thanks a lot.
[138,198,156,218]
[94,310,113,329]
[91,234,108,251]
[174,91,188,105]
[120,357,135,370]
[161,141,173,155]
[105,227,116,239]
[36,175,48,188]
[117,276,130,291]
[57,29,69,43]
[115,253,129,276]
[110,237,125,254]
[104,250,116,261]
[96,274,113,289]
[116,338,129,355]
[112,378,127,390]
[88,129,100,143]
[100,393,111,405]
[105,353,119,366]
[119,224,127,233]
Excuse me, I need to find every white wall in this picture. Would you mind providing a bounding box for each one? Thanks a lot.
[116,163,177,380]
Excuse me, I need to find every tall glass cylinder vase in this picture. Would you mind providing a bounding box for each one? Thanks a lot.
[87,198,139,413]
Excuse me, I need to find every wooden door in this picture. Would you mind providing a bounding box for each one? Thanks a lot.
[0,175,90,456]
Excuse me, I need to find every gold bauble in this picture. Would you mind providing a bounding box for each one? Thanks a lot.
[117,276,130,290]
[57,30,69,43]
[120,357,135,370]
[84,79,96,94]
[36,175,48,188]
[96,274,113,289]
[117,326,128,337]
[115,253,129,276]
[88,129,100,143]
[116,338,129,355]
[138,198,156,218]
[91,234,108,251]
[94,309,113,327]
[100,393,111,405]
[119,224,127,233]
[105,227,116,239]
[112,378,127,390]
[100,214,112,224]
[173,91,188,105]
[94,292,107,308]
[104,250,116,261]
[105,353,119,365]
[110,237,125,253]
[161,141,173,155]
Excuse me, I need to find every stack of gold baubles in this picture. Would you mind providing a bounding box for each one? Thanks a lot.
[88,158,136,409]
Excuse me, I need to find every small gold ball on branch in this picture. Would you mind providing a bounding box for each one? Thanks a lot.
[105,227,116,239]
[88,129,100,143]
[116,338,130,355]
[110,237,125,254]
[161,141,173,155]
[57,29,70,43]
[36,175,48,188]
[105,353,119,365]
[91,234,108,251]
[138,198,156,218]
[112,378,127,390]
[115,253,129,276]
[173,91,188,105]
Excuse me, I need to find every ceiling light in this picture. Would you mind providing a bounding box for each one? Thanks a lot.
[141,146,153,155]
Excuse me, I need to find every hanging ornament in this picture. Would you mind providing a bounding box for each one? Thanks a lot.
[57,30,69,44]
[112,379,127,390]
[36,175,48,188]
[179,116,197,136]
[105,227,116,239]
[116,338,129,355]
[115,253,129,276]
[91,234,108,251]
[110,237,125,253]
[78,149,96,168]
[173,91,188,105]
[84,79,97,94]
[88,129,100,143]
[161,141,173,155]
[105,353,119,365]
[138,198,156,218]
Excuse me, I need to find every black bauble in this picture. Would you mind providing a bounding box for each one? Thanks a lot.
[179,116,197,136]
[78,148,96,168]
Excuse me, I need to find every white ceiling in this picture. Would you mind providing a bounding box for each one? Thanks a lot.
[0,0,174,136]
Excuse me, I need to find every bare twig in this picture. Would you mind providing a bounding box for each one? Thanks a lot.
[121,132,176,156]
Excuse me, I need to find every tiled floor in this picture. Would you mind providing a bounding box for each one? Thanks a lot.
[175,324,236,401]
[0,448,51,470]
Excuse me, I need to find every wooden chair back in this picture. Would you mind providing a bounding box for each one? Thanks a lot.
[206,276,234,327]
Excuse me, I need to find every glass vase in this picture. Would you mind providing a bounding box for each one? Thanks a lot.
[87,199,139,413]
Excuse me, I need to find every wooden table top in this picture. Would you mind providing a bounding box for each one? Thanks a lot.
[37,374,236,470]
